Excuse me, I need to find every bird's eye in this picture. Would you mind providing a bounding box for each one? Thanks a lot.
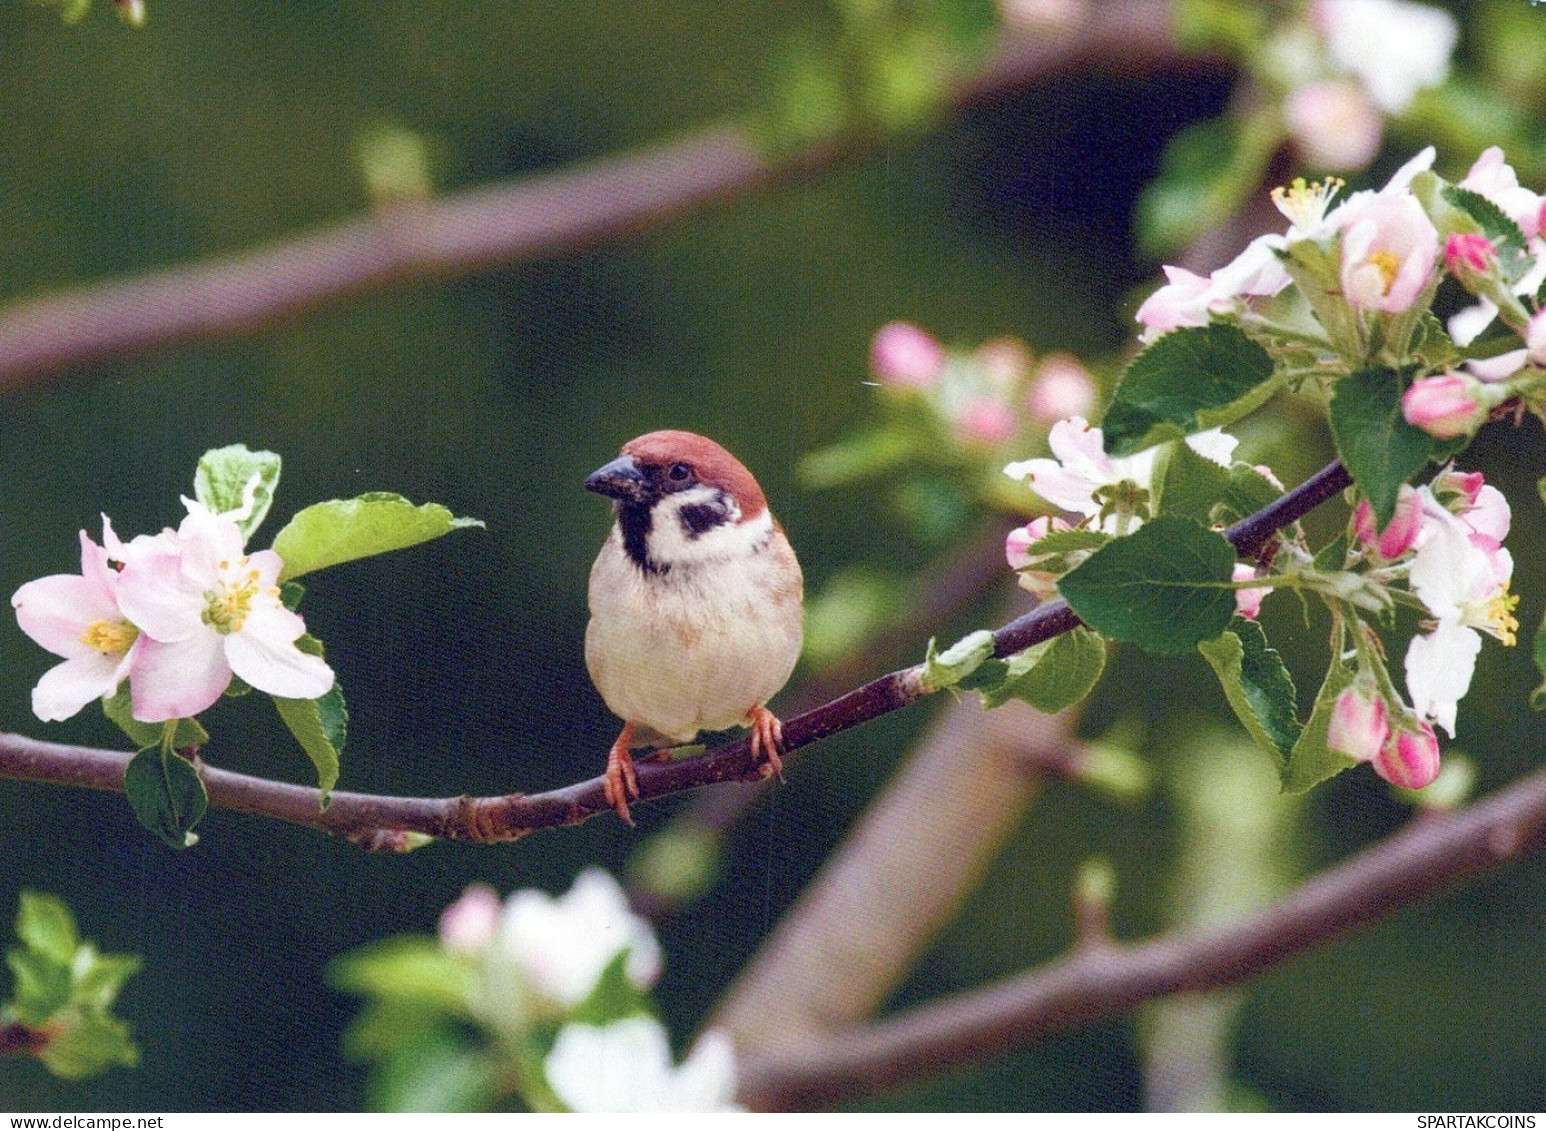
[667,462,692,482]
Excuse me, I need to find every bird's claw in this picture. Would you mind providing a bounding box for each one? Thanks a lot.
[604,725,640,825]
[749,705,786,783]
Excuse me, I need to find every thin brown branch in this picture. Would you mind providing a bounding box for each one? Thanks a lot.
[0,1,1187,389]
[737,761,1546,1109]
[0,458,1350,845]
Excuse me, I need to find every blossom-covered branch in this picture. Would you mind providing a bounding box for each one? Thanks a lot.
[0,455,1349,845]
[736,757,1546,1109]
[0,3,1182,389]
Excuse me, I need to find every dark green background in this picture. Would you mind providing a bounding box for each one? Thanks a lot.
[1,0,1542,1112]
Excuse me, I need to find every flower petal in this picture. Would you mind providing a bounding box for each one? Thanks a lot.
[1404,619,1479,738]
[31,649,133,722]
[13,573,120,659]
[130,633,232,721]
[222,606,334,700]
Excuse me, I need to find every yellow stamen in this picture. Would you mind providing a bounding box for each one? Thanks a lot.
[1369,249,1402,294]
[1485,589,1520,646]
[80,619,137,655]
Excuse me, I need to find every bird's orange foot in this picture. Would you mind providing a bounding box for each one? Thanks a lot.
[603,722,640,825]
[748,705,786,782]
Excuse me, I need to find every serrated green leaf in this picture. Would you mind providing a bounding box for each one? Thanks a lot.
[271,493,483,582]
[1103,325,1276,457]
[193,444,282,541]
[15,891,79,964]
[1198,617,1302,765]
[1281,655,1358,793]
[274,683,348,802]
[978,627,1107,713]
[1153,441,1230,524]
[1057,516,1237,654]
[1025,528,1112,554]
[123,747,209,849]
[920,629,996,692]
[280,581,306,611]
[1329,366,1435,527]
[101,689,210,751]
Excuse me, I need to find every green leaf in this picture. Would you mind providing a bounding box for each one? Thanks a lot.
[798,428,915,490]
[363,1030,500,1114]
[330,937,478,1015]
[1057,516,1237,654]
[1024,528,1112,554]
[14,891,79,965]
[123,748,209,849]
[1102,325,1276,457]
[1136,118,1257,258]
[270,493,484,582]
[5,948,73,1026]
[1328,366,1435,527]
[1153,441,1230,524]
[70,952,141,1014]
[193,444,283,541]
[101,689,209,751]
[920,629,997,692]
[1531,611,1546,710]
[1198,617,1302,766]
[1281,655,1358,793]
[977,627,1107,714]
[273,683,348,802]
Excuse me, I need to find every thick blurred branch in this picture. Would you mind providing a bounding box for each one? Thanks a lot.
[0,1,1190,389]
[739,761,1546,1108]
[0,457,1350,845]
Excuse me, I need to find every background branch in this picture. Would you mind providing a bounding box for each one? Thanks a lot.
[737,760,1546,1109]
[0,1,1189,389]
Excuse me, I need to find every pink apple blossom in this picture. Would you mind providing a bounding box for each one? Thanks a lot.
[870,321,945,389]
[956,397,1017,446]
[1312,0,1457,115]
[114,499,334,721]
[11,521,141,722]
[1400,374,1483,439]
[1026,354,1096,425]
[1339,190,1438,312]
[1005,515,1075,600]
[1444,232,1496,280]
[438,883,503,955]
[1461,147,1543,240]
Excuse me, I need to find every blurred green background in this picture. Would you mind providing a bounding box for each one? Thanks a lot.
[1,0,1543,1112]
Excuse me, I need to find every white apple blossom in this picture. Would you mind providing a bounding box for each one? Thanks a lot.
[12,521,140,722]
[1447,148,1546,346]
[113,499,334,721]
[1313,0,1457,115]
[496,868,661,1008]
[1003,417,1237,533]
[1403,487,1518,737]
[544,1018,740,1113]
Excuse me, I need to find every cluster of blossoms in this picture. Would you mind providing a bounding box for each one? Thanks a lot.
[1138,145,1546,443]
[435,870,740,1113]
[11,498,333,725]
[869,321,1095,446]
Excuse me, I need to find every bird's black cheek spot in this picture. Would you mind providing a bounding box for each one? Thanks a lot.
[678,501,728,538]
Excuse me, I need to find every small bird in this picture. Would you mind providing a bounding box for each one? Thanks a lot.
[585,430,804,823]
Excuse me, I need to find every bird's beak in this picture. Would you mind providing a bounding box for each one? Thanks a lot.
[586,454,650,502]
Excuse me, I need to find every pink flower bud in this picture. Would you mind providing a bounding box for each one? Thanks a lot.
[438,883,502,954]
[1372,719,1442,790]
[956,397,1017,446]
[1284,81,1382,172]
[1328,688,1390,764]
[870,322,945,389]
[1353,484,1422,559]
[1232,562,1270,620]
[1006,515,1072,600]
[1443,232,1497,280]
[1429,467,1484,512]
[1401,374,1484,439]
[1026,354,1096,426]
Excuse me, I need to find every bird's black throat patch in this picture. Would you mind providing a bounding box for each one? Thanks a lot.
[617,501,658,574]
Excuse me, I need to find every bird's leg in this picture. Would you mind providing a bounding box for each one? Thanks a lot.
[748,705,786,782]
[603,721,640,824]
